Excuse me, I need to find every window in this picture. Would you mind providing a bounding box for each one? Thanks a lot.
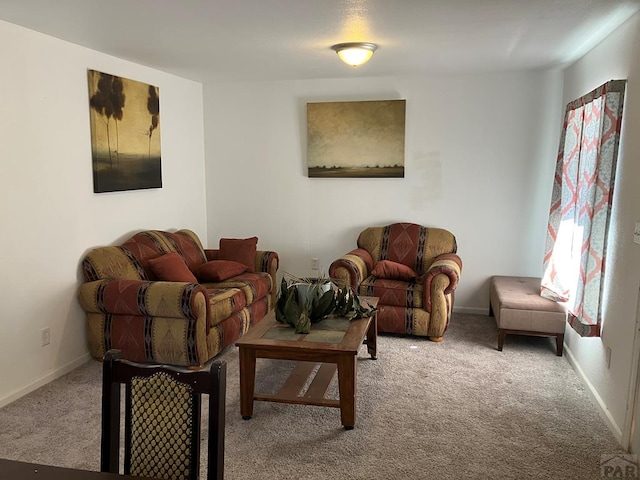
[541,80,626,337]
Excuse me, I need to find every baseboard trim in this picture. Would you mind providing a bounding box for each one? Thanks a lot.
[563,343,624,445]
[0,353,92,409]
[454,306,490,315]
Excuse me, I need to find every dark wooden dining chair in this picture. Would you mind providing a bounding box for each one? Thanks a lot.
[101,349,226,480]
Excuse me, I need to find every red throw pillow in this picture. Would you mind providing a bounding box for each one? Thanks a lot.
[218,237,258,272]
[148,252,198,283]
[371,260,417,282]
[193,260,248,282]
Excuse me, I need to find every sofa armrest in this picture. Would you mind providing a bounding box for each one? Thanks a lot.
[78,279,211,330]
[329,248,374,290]
[255,250,279,274]
[256,250,279,305]
[422,253,463,312]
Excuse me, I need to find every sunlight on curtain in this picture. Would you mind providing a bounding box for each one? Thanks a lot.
[541,80,626,337]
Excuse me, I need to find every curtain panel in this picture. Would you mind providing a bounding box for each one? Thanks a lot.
[541,79,626,337]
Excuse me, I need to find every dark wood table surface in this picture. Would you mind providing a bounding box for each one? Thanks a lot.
[0,458,154,479]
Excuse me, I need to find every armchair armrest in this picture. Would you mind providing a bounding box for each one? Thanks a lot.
[422,253,463,312]
[329,248,374,290]
[78,279,211,330]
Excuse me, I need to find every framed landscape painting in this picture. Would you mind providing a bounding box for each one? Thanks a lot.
[307,99,406,178]
[88,70,162,193]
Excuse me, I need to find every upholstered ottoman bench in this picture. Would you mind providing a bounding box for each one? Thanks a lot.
[489,276,567,356]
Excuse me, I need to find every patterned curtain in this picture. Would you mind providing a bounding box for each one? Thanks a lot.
[541,80,626,337]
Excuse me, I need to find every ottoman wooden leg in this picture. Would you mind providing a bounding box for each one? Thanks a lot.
[556,334,564,356]
[498,329,505,351]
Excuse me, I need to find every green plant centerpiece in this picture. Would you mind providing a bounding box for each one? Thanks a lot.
[275,273,377,334]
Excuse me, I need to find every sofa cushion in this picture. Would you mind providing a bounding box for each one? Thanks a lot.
[163,230,208,271]
[219,237,258,272]
[82,246,147,282]
[121,231,174,277]
[359,276,423,309]
[118,230,208,277]
[357,223,457,275]
[371,260,417,282]
[207,287,247,327]
[202,271,271,305]
[148,253,198,283]
[194,260,248,282]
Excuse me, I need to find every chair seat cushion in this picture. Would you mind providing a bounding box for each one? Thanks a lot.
[359,276,423,309]
[371,260,418,282]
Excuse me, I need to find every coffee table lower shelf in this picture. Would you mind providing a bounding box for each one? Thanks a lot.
[252,361,340,408]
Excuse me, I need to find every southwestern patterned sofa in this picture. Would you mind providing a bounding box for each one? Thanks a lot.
[329,222,462,341]
[78,229,278,366]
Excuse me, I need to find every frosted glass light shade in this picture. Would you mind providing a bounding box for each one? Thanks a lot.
[331,42,377,67]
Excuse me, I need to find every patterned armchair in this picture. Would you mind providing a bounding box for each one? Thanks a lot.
[329,223,462,341]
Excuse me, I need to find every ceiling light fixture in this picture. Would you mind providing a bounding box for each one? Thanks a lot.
[331,42,378,67]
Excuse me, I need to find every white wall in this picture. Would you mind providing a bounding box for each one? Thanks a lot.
[0,20,208,406]
[203,71,564,312]
[560,14,640,445]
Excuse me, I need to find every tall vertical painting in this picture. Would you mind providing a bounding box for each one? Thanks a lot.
[88,70,162,193]
[307,99,405,178]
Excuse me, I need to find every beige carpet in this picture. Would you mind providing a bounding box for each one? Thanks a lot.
[0,313,625,479]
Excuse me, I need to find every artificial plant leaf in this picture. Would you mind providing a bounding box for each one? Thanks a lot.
[283,288,302,327]
[276,278,289,310]
[334,286,350,317]
[350,295,377,319]
[276,278,297,324]
[295,310,311,334]
[310,289,335,323]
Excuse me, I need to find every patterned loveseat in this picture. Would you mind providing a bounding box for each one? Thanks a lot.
[329,223,461,341]
[78,229,278,366]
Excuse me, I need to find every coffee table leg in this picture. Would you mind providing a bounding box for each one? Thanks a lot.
[366,313,378,360]
[239,347,256,420]
[337,355,357,429]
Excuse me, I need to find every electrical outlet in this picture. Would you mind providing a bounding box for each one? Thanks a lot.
[311,258,319,270]
[605,346,612,368]
[41,327,50,347]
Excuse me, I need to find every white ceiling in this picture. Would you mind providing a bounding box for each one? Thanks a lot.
[2,0,639,83]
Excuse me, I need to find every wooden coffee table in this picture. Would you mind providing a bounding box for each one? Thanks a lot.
[235,297,378,429]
